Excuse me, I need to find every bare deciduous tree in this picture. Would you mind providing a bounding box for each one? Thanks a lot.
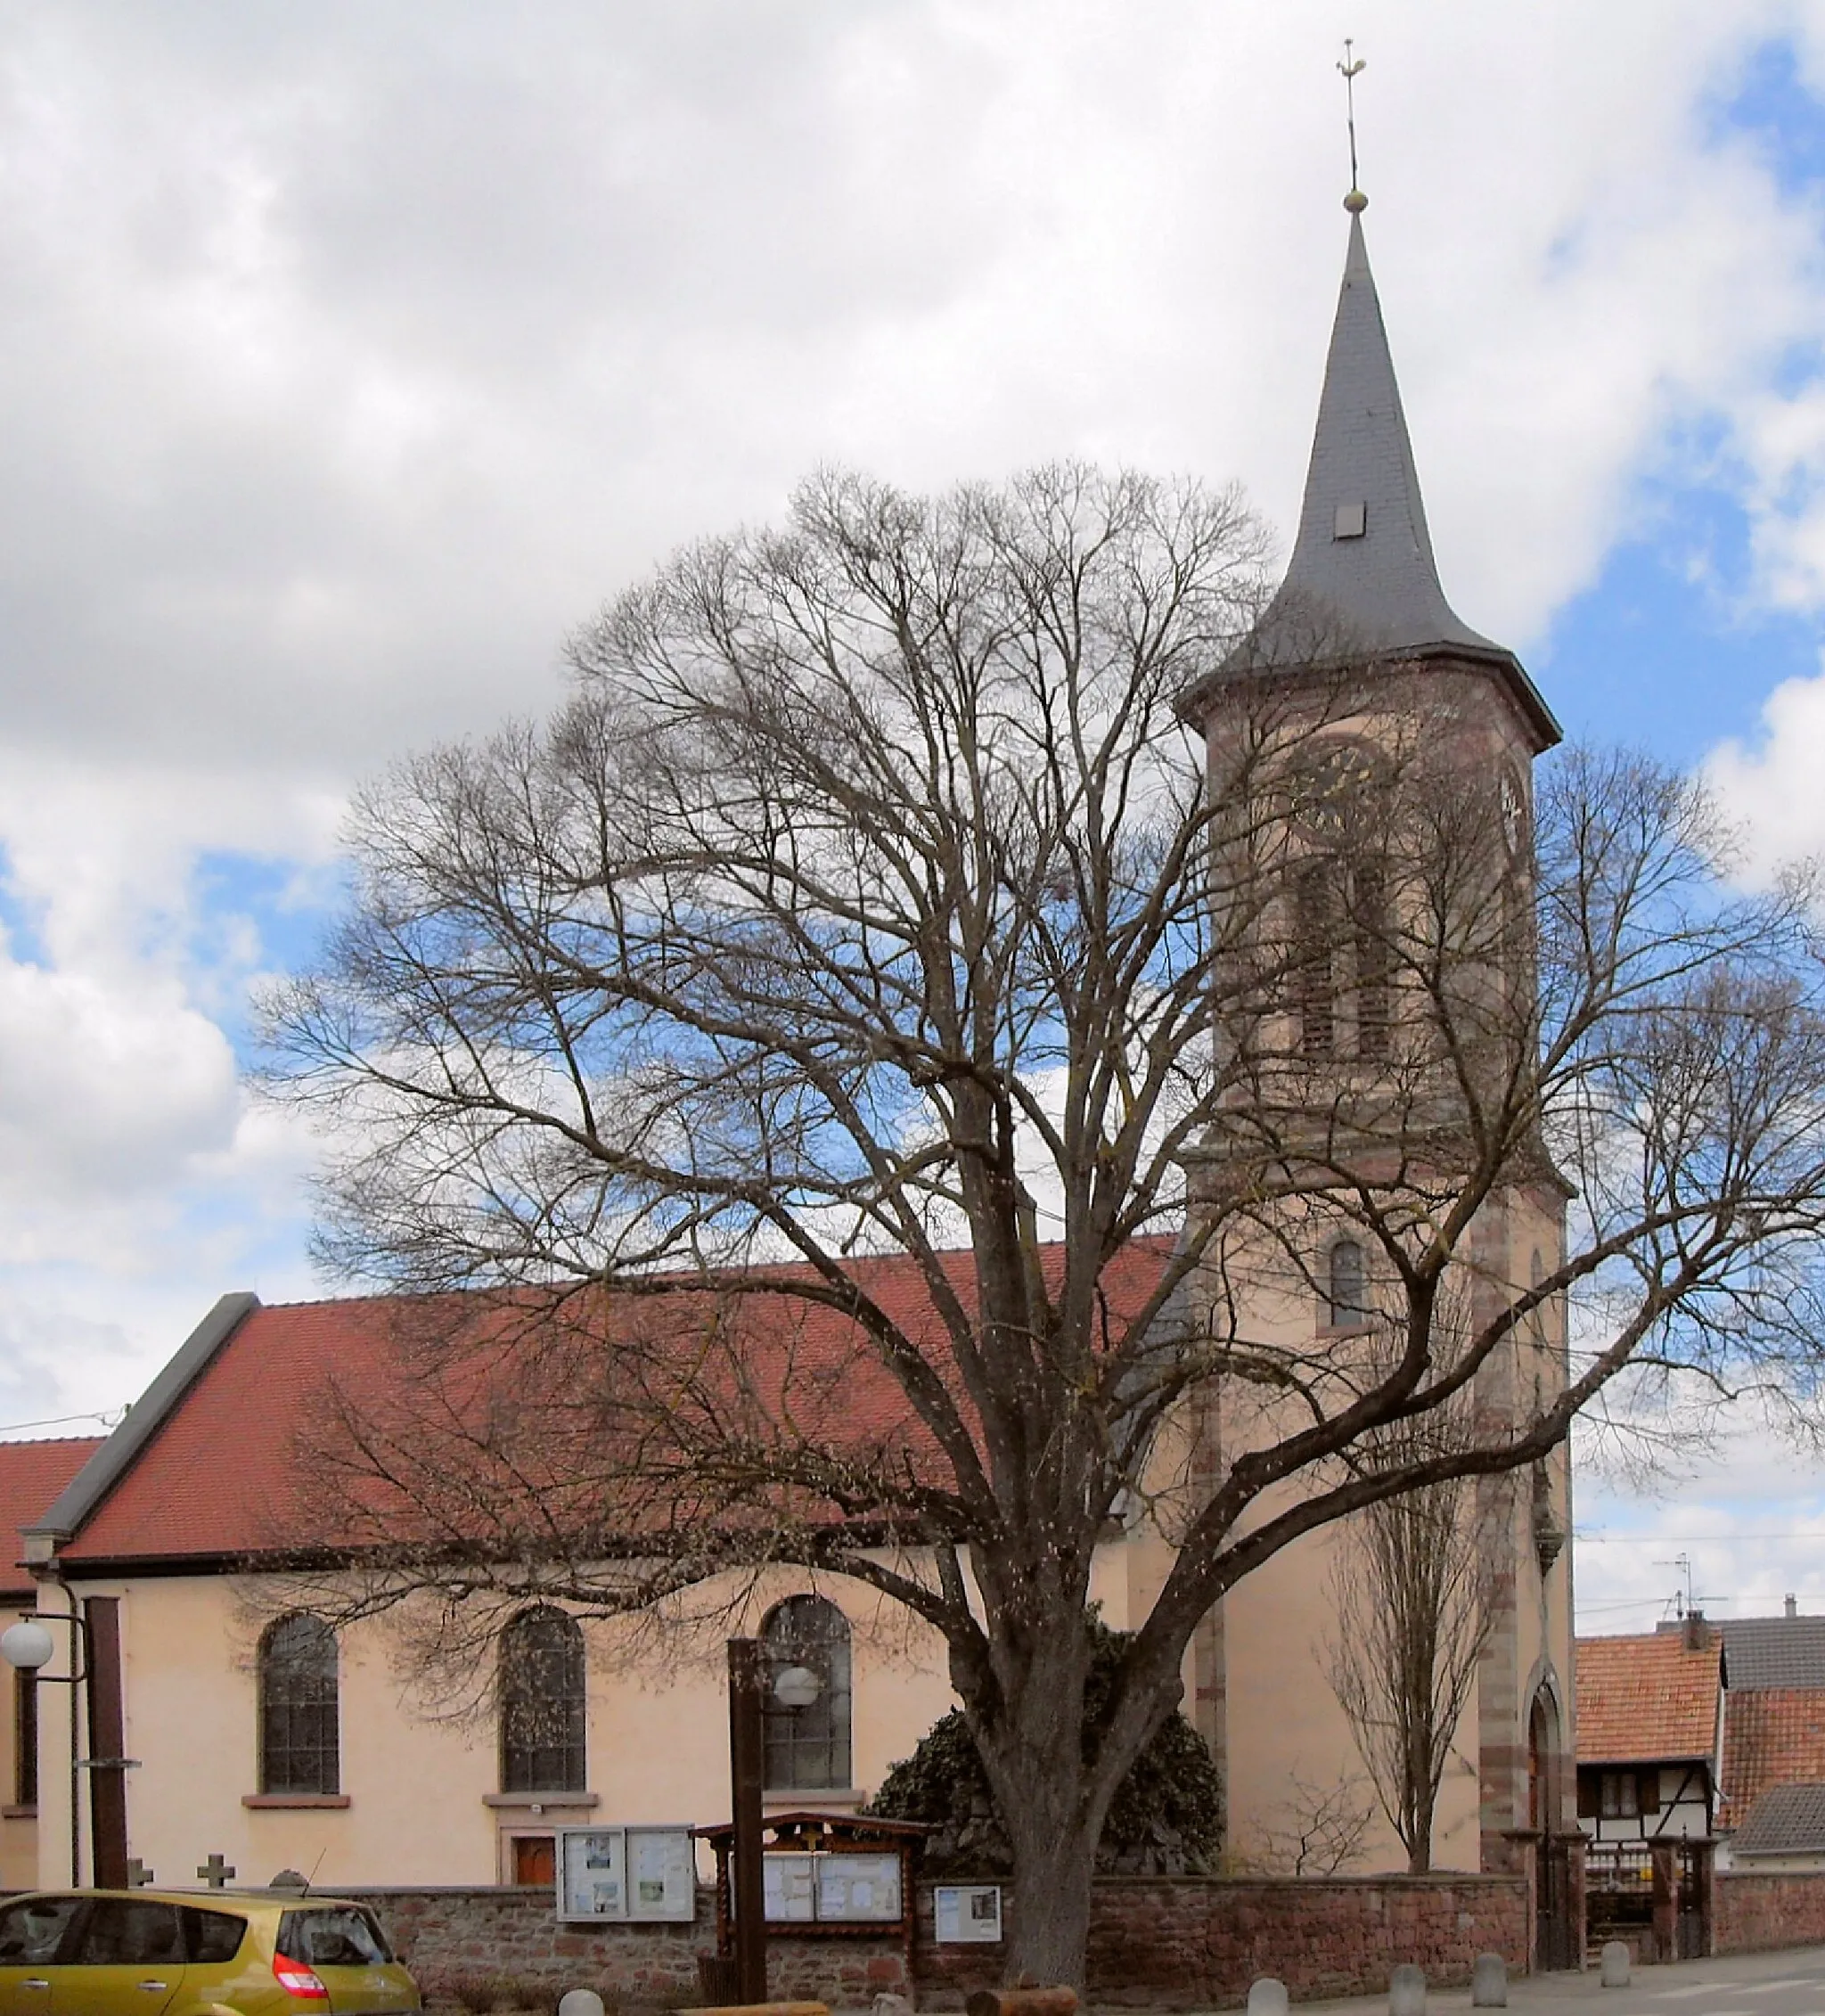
[1322,1389,1494,1873]
[260,465,1825,1986]
[1251,1770,1377,1879]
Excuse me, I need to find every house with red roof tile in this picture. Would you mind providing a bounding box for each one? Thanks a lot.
[1714,1607,1825,1869]
[1574,1620,1723,1843]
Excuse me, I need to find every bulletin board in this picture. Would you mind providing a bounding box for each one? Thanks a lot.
[556,1825,696,1924]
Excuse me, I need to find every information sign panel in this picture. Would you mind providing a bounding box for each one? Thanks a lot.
[814,1852,902,1923]
[560,1828,626,1922]
[763,1851,817,1922]
[934,1884,1003,1944]
[627,1826,697,1921]
[557,1825,695,1924]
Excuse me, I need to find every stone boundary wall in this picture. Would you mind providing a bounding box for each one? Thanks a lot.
[1074,1876,1527,2009]
[1715,1872,1825,1955]
[348,1873,1528,2012]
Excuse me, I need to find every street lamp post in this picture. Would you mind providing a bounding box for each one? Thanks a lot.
[726,1640,826,2004]
[1,1612,90,1888]
[727,1639,767,2004]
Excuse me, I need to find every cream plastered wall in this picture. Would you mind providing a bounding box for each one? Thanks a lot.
[1219,1520,1485,1873]
[26,1545,1215,1893]
[1170,1184,1575,1876]
[29,1567,978,1892]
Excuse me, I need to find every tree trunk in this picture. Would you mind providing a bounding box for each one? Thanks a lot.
[970,1627,1108,1990]
[1405,1750,1435,1874]
[1001,1803,1099,1989]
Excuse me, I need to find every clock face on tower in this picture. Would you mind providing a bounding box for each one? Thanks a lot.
[1301,743,1378,839]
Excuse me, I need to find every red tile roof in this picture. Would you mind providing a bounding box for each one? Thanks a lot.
[1575,1632,1723,1765]
[0,1437,103,1592]
[57,1242,1174,1567]
[1720,1687,1825,1832]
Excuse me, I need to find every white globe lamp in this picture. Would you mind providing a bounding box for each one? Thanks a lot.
[773,1664,822,1709]
[0,1620,56,1672]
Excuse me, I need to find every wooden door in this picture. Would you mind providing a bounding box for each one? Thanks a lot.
[512,1835,555,1887]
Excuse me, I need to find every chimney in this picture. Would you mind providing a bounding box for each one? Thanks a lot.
[1683,1610,1710,1652]
[1788,1594,1798,1619]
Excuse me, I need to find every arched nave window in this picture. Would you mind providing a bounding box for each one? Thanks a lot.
[762,1594,852,1791]
[258,1612,340,1796]
[1324,1238,1370,1332]
[499,1605,586,1794]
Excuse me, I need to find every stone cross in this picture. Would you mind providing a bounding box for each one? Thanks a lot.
[197,1854,235,1890]
[126,1858,154,1889]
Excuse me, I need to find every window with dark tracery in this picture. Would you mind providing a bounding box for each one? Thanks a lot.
[762,1594,852,1791]
[499,1606,586,1794]
[1292,858,1393,1061]
[1353,861,1392,1060]
[1293,864,1336,1057]
[258,1613,340,1796]
[1324,1239,1369,1330]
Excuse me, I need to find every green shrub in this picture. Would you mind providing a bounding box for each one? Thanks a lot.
[866,1616,1223,1876]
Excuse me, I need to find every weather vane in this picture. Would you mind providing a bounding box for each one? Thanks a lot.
[1338,38,1367,213]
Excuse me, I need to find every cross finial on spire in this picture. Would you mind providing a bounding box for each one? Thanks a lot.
[1338,38,1368,213]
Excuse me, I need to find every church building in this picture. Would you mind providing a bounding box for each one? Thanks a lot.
[3,200,1577,1964]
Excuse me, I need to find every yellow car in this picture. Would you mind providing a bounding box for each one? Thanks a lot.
[0,1887,422,2012]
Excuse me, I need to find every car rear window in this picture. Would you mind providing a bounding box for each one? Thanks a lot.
[278,1905,394,1967]
[182,1905,248,1963]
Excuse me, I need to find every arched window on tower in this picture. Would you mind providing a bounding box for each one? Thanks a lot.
[1293,863,1337,1057]
[1292,857,1393,1061]
[499,1606,586,1794]
[258,1613,340,1796]
[1353,861,1392,1060]
[1324,1238,1369,1331]
[762,1594,852,1791]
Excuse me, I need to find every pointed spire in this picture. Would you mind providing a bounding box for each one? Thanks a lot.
[1226,212,1502,670]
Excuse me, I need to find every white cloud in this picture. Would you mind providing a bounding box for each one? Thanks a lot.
[2,0,1825,1442]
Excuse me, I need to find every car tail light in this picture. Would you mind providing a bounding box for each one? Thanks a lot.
[273,1955,330,2001]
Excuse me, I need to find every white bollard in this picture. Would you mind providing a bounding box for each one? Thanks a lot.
[1248,1980,1289,2016]
[1600,1942,1631,1989]
[1470,1955,1508,2009]
[559,1994,607,2016]
[1389,1964,1427,2016]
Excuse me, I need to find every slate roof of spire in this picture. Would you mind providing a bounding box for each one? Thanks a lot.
[1248,212,1498,664]
[1188,211,1559,749]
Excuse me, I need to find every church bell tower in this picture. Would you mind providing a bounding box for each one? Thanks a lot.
[1179,193,1577,1918]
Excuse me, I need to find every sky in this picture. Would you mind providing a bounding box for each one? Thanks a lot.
[6,1,1825,1635]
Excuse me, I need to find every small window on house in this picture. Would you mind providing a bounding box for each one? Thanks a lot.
[1325,1239,1369,1330]
[258,1614,340,1797]
[500,1606,585,1794]
[1600,1771,1640,1819]
[762,1594,852,1791]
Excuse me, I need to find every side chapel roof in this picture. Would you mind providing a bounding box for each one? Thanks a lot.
[1184,208,1559,751]
[0,1436,103,1596]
